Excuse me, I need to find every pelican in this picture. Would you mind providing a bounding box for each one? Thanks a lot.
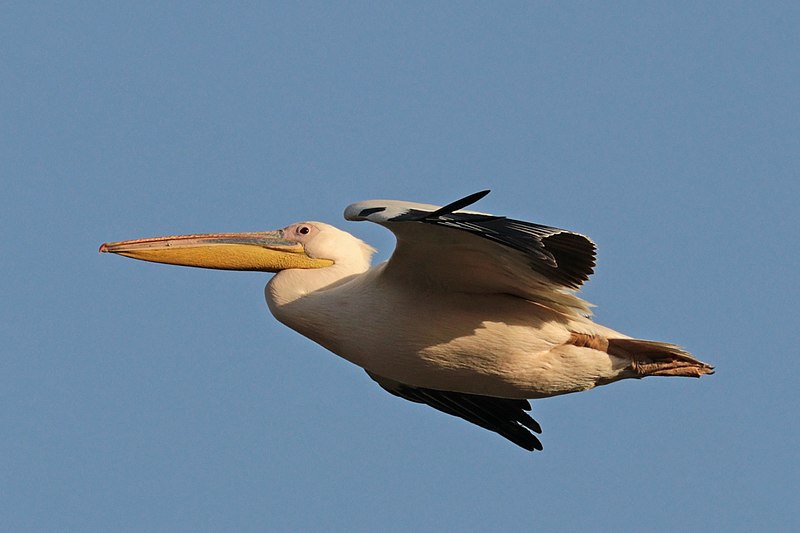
[100,190,713,451]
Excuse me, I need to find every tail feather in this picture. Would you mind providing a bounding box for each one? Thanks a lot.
[608,338,714,378]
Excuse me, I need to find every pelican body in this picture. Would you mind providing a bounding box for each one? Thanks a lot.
[101,191,712,451]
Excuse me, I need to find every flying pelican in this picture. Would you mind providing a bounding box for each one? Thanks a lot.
[100,190,713,451]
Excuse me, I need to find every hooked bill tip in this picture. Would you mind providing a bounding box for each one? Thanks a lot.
[99,243,109,253]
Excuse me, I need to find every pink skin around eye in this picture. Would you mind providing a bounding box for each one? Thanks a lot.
[286,223,315,240]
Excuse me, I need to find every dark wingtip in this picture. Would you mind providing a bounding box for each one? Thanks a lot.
[427,190,491,219]
[517,432,543,452]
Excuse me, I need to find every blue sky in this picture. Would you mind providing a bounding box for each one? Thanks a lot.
[2,2,798,531]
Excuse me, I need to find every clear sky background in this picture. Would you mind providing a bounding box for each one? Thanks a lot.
[2,2,798,531]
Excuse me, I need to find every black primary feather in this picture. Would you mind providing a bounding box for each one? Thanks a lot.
[369,372,543,452]
[392,191,596,289]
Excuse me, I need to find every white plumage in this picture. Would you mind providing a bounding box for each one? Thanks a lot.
[101,190,713,451]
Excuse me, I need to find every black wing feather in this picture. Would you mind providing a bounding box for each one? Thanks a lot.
[392,191,595,290]
[369,372,543,451]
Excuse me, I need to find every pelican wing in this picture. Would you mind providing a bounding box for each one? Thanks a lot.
[368,372,543,451]
[344,190,596,313]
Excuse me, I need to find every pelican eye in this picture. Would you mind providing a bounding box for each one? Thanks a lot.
[298,226,311,235]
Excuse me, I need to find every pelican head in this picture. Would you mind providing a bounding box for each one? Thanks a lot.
[99,221,373,274]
